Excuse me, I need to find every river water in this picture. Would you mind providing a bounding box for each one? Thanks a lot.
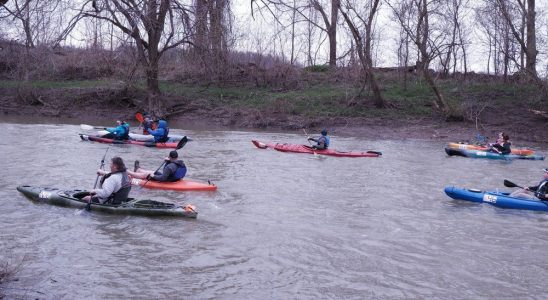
[0,121,547,299]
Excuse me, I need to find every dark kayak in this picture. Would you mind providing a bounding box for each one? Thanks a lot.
[444,186,548,212]
[80,134,180,148]
[445,148,544,160]
[17,185,197,218]
[252,140,382,158]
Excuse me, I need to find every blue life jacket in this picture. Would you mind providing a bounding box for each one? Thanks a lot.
[318,135,330,148]
[120,123,130,140]
[148,120,169,143]
[106,123,130,140]
[173,163,187,180]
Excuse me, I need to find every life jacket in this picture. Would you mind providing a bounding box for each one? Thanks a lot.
[319,135,330,148]
[159,126,169,143]
[166,161,187,182]
[535,180,548,200]
[153,120,170,143]
[120,123,130,140]
[100,170,131,205]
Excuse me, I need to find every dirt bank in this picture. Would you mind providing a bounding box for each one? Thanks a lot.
[0,85,546,146]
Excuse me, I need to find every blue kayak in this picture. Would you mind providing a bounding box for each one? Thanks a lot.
[445,148,544,160]
[444,186,548,212]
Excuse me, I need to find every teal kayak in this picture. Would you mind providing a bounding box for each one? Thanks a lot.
[445,148,544,160]
[444,186,548,212]
[17,185,197,218]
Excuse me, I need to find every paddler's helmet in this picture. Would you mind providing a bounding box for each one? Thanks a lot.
[543,168,548,173]
[321,129,328,136]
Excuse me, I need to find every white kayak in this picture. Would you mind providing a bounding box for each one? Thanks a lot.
[97,130,186,142]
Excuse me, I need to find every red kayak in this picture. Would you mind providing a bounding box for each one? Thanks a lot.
[252,140,382,158]
[80,134,179,148]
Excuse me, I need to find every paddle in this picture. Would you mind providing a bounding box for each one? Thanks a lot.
[140,136,188,187]
[303,129,318,155]
[135,112,144,123]
[80,124,104,130]
[87,146,110,211]
[366,150,383,156]
[503,179,525,189]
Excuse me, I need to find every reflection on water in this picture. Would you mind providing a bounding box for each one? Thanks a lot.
[0,122,547,299]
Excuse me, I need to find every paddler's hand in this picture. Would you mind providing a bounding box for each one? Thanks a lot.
[146,174,153,180]
[97,169,107,176]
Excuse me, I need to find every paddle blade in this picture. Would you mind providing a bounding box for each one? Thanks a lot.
[367,151,382,156]
[503,179,523,189]
[176,136,189,149]
[135,112,144,123]
[80,124,95,130]
[252,140,268,149]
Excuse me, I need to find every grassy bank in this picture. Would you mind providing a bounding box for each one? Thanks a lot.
[0,73,544,121]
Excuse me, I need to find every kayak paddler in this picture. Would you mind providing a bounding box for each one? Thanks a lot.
[129,150,187,182]
[488,132,511,155]
[307,129,330,150]
[509,168,548,201]
[145,119,170,143]
[102,120,130,140]
[83,156,132,204]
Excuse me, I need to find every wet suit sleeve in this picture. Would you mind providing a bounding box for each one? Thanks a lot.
[152,163,175,182]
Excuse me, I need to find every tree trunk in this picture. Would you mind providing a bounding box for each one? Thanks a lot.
[328,0,339,67]
[525,0,537,77]
[418,0,449,113]
[146,66,162,116]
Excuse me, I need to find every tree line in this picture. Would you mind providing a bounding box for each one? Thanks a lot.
[0,0,546,117]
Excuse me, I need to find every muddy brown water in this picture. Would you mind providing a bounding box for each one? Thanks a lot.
[1,121,547,299]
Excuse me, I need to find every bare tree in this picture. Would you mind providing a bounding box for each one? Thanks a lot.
[495,0,539,79]
[339,0,387,108]
[254,0,339,67]
[2,0,87,49]
[87,0,193,116]
[389,0,451,115]
[439,0,470,77]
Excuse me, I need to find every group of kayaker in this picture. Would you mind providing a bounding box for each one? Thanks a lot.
[84,150,187,204]
[101,116,171,143]
[86,114,187,205]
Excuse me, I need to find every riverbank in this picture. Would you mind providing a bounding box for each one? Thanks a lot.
[0,78,546,145]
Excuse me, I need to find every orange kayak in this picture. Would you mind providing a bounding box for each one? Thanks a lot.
[446,142,535,156]
[130,177,217,191]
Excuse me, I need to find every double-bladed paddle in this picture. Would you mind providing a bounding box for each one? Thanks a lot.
[367,150,383,156]
[303,129,318,156]
[503,179,524,189]
[86,146,110,211]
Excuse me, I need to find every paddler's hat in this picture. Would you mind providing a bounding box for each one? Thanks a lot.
[169,150,178,159]
[321,129,328,136]
[543,168,548,173]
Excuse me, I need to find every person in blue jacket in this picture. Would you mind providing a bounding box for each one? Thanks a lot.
[307,129,330,150]
[145,119,169,143]
[509,168,548,201]
[128,150,187,182]
[102,120,130,140]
